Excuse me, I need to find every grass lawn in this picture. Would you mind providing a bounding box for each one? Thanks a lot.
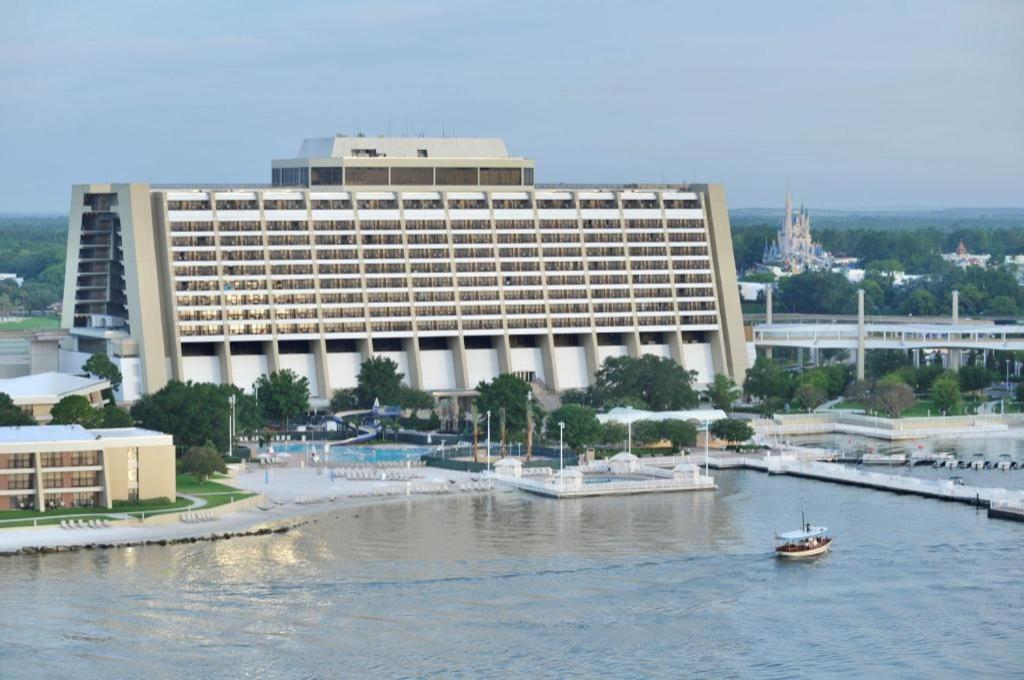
[0,498,191,528]
[829,399,982,417]
[0,315,60,331]
[175,473,243,495]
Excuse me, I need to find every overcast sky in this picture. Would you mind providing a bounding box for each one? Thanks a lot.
[1,0,1021,212]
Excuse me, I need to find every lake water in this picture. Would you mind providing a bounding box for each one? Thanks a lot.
[4,466,1019,680]
[2,469,1022,678]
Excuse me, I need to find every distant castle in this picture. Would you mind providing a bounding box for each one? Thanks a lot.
[762,190,832,273]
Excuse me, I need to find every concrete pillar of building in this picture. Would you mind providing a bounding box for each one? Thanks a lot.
[313,337,330,399]
[950,289,961,372]
[541,332,560,391]
[797,347,805,373]
[263,340,280,375]
[856,288,866,381]
[99,450,113,510]
[668,330,686,370]
[217,341,234,389]
[356,338,372,363]
[625,330,642,359]
[448,336,469,391]
[496,334,512,375]
[913,348,921,368]
[764,287,773,360]
[33,452,45,513]
[583,331,601,385]
[402,337,424,391]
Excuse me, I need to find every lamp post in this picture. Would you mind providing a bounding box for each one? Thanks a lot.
[486,410,492,479]
[228,394,236,458]
[625,405,633,456]
[704,418,710,476]
[558,421,565,473]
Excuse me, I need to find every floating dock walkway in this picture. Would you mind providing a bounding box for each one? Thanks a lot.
[699,453,1024,523]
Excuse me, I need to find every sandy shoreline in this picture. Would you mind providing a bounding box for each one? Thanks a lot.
[0,464,489,555]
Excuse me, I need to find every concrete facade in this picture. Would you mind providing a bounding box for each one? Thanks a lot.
[62,137,748,403]
[0,425,175,512]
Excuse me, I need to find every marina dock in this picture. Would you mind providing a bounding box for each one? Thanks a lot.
[694,452,1024,522]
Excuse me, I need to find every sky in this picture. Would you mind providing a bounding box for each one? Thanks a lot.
[0,0,1021,212]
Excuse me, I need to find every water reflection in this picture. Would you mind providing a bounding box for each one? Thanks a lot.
[2,471,1022,678]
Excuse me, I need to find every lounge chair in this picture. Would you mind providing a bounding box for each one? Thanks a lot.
[102,520,111,528]
[60,520,70,530]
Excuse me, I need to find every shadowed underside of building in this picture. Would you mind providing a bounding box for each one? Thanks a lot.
[61,136,747,404]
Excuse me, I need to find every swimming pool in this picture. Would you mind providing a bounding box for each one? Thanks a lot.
[327,445,431,464]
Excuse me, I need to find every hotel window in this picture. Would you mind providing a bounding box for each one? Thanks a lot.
[480,168,522,186]
[435,167,478,186]
[345,167,389,185]
[391,167,434,185]
[311,167,343,185]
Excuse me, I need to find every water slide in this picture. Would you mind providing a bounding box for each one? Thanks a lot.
[332,409,378,445]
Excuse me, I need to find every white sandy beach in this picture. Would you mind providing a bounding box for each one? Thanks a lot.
[0,463,489,554]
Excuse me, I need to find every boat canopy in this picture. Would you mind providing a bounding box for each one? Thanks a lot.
[776,526,828,541]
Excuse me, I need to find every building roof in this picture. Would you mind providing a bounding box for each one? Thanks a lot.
[0,424,97,444]
[0,424,170,445]
[0,372,109,405]
[295,136,512,160]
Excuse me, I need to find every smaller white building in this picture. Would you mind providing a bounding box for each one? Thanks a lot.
[608,451,641,475]
[597,407,727,425]
[493,456,523,478]
[0,372,110,423]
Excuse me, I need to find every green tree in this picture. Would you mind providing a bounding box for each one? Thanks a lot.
[544,404,602,452]
[930,372,963,415]
[180,444,227,484]
[591,355,698,411]
[793,383,827,411]
[704,373,741,411]
[355,356,405,407]
[987,295,1019,316]
[82,353,122,396]
[958,365,996,394]
[656,419,698,449]
[50,395,102,427]
[329,387,359,413]
[710,418,754,445]
[132,381,256,453]
[474,374,539,440]
[899,288,939,316]
[599,421,628,446]
[0,392,34,426]
[100,404,135,427]
[398,386,435,411]
[868,377,916,418]
[743,356,794,401]
[254,369,310,427]
[777,271,855,314]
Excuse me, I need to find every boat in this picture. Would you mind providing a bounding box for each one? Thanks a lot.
[996,455,1013,471]
[861,453,907,466]
[969,454,986,470]
[943,458,959,469]
[775,524,832,558]
[775,507,832,558]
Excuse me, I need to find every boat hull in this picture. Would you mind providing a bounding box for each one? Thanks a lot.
[776,541,832,558]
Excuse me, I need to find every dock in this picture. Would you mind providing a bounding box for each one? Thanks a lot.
[698,453,1024,521]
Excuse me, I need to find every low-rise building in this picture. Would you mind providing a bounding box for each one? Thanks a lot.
[0,425,175,511]
[0,371,109,423]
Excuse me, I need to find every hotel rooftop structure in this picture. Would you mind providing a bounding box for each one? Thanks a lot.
[61,136,747,403]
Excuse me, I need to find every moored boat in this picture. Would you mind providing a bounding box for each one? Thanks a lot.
[861,453,907,466]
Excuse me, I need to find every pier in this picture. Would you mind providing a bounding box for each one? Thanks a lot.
[697,453,1024,522]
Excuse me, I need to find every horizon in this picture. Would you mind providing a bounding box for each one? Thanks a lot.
[2,0,1022,212]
